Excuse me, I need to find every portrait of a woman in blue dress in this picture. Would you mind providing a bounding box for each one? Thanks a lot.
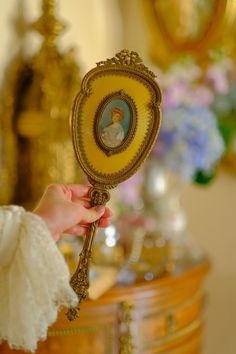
[99,98,131,149]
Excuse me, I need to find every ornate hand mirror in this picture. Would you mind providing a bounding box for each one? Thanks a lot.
[66,50,162,320]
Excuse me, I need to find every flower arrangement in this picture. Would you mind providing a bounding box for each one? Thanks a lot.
[112,55,232,279]
[153,106,224,182]
[117,54,232,207]
[207,58,236,158]
[152,55,230,184]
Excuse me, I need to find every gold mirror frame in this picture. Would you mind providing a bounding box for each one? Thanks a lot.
[142,0,236,66]
[67,50,162,320]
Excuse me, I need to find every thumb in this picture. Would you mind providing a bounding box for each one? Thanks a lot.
[82,205,105,223]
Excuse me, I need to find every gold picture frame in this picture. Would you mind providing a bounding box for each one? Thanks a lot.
[142,0,236,66]
[67,50,162,320]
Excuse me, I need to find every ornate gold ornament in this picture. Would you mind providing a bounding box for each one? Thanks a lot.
[119,301,135,354]
[66,49,162,320]
[0,1,28,204]
[0,0,82,206]
[0,59,20,204]
[142,0,236,66]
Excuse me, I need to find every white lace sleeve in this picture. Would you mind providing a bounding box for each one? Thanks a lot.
[0,206,78,352]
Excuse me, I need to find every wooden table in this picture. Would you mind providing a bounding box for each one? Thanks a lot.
[1,260,209,354]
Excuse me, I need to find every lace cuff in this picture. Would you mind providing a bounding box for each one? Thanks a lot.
[0,206,77,352]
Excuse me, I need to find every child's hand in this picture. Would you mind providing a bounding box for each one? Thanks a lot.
[33,184,112,241]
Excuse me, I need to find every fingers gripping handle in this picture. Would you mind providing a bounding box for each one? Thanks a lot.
[66,186,110,321]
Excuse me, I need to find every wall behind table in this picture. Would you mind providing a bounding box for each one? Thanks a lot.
[182,170,236,354]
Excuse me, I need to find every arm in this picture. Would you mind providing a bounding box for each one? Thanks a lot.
[0,184,111,352]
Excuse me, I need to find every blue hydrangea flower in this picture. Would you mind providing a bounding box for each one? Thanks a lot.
[153,106,225,181]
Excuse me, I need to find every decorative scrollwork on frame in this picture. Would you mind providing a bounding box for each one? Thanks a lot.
[97,49,156,78]
[66,248,91,321]
[66,185,110,321]
[81,86,92,97]
[69,249,91,296]
[89,186,111,206]
[147,100,159,111]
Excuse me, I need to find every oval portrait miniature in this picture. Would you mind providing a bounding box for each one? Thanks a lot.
[95,92,137,155]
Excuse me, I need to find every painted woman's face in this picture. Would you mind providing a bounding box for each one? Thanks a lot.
[112,112,122,123]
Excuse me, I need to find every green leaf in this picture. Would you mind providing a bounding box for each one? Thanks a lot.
[194,169,216,185]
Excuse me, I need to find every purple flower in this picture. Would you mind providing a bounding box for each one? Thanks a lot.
[118,172,143,205]
[206,61,231,95]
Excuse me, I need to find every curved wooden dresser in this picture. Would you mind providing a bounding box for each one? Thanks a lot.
[1,260,209,354]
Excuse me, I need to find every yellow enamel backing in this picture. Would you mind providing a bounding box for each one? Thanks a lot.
[79,74,152,175]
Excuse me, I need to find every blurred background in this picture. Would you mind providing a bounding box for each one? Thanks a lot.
[0,1,236,354]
